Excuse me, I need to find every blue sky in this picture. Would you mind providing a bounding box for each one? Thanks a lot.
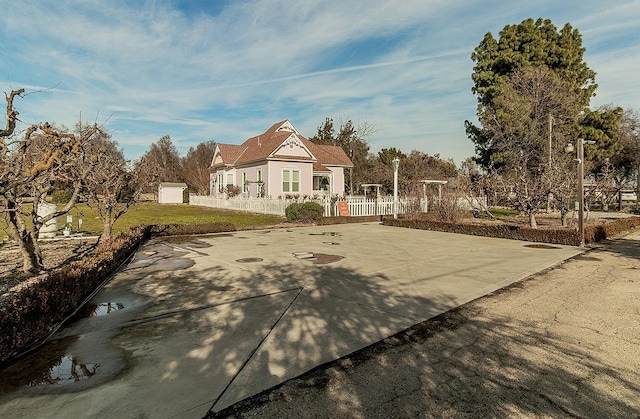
[1,0,639,166]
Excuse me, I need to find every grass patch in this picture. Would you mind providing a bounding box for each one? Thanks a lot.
[489,207,520,218]
[1,203,286,240]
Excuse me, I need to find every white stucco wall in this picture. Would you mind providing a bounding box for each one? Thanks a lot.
[158,185,187,204]
[328,166,346,196]
[265,160,313,197]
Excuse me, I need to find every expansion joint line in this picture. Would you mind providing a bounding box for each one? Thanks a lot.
[209,286,305,413]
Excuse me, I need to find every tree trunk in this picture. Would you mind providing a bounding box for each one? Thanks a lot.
[560,207,568,227]
[19,233,44,273]
[528,211,538,229]
[98,216,114,244]
[5,199,45,273]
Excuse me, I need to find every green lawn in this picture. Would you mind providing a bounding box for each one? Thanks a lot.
[1,203,286,240]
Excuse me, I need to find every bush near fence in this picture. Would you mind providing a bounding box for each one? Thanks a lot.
[285,202,325,223]
[0,221,237,364]
[383,216,640,246]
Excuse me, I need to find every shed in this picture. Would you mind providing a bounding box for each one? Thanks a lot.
[158,182,188,204]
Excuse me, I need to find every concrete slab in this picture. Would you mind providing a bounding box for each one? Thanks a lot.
[0,223,583,418]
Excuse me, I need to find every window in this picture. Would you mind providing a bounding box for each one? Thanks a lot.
[242,172,247,193]
[257,170,262,196]
[282,169,300,193]
[226,173,233,188]
[217,173,224,193]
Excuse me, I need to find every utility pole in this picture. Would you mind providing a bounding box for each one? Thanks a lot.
[547,114,553,213]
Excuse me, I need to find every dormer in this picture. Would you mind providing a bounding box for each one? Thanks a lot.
[270,133,315,159]
[273,120,301,136]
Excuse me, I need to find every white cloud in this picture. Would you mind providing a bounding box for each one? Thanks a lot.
[1,0,639,165]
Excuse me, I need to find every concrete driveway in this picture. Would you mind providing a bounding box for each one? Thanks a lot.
[0,223,583,418]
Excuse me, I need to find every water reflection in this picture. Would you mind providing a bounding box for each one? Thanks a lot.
[91,302,124,316]
[0,337,98,394]
[26,355,98,387]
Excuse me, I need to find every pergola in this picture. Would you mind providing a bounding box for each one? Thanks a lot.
[361,183,383,199]
[421,180,448,201]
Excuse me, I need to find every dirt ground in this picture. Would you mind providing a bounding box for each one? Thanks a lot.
[210,229,640,418]
[0,238,98,295]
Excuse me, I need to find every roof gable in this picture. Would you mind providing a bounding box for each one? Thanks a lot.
[211,143,247,168]
[270,133,315,160]
[210,120,353,168]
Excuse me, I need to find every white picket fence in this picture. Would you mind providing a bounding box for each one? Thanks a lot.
[189,195,421,217]
[189,195,293,216]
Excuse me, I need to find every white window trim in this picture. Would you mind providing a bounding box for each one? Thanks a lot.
[257,170,263,196]
[217,173,224,193]
[282,168,300,194]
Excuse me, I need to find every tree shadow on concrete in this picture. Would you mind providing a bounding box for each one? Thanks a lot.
[110,231,467,417]
[210,279,640,418]
[3,228,631,418]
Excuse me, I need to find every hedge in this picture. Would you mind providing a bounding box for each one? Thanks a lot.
[317,215,382,225]
[0,221,237,364]
[383,216,640,246]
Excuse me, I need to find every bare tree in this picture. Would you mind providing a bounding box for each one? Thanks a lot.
[180,140,216,195]
[1,101,99,273]
[479,66,583,227]
[80,127,155,243]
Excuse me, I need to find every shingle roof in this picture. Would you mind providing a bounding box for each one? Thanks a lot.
[213,120,353,169]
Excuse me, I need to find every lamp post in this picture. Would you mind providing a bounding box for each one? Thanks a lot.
[567,138,595,247]
[392,157,399,219]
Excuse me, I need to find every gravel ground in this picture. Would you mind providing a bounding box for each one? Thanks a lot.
[210,229,640,418]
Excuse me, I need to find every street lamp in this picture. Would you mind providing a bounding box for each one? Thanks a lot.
[392,157,400,219]
[566,138,596,247]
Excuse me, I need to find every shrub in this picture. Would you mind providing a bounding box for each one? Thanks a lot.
[285,202,324,223]
[317,215,381,225]
[432,194,466,223]
[382,216,640,246]
[225,185,241,198]
[0,225,152,362]
[50,189,73,204]
[151,222,236,236]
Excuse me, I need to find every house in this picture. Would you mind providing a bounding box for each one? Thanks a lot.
[158,182,188,204]
[209,120,353,198]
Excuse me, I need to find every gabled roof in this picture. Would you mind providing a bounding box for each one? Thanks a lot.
[215,143,247,165]
[211,120,353,169]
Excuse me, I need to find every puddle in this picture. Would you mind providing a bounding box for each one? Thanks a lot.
[89,302,125,316]
[163,237,212,248]
[236,257,264,263]
[523,244,561,249]
[323,241,341,245]
[0,337,99,393]
[199,233,234,239]
[126,258,195,273]
[28,355,99,386]
[293,251,344,265]
[309,232,342,237]
[257,231,271,234]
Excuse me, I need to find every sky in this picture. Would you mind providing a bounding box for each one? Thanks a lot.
[1,0,639,166]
